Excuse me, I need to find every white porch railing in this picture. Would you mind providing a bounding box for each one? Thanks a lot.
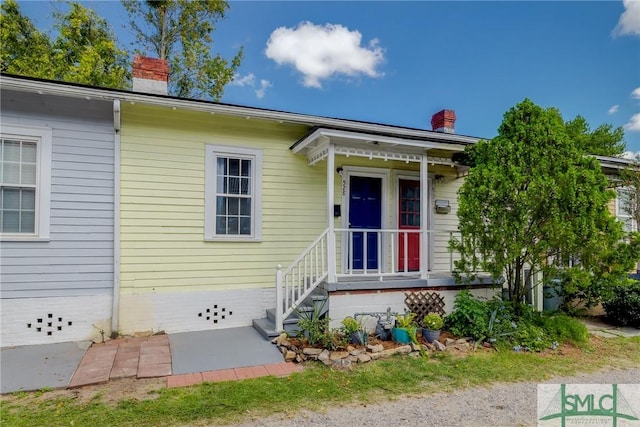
[274,227,465,332]
[275,228,330,332]
[334,228,459,280]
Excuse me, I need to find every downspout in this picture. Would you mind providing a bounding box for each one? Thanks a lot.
[111,100,121,336]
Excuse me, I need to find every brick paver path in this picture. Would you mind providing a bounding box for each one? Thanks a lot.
[68,334,302,389]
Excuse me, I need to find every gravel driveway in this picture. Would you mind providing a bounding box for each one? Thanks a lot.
[233,367,640,427]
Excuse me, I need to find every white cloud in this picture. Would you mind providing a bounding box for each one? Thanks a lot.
[609,104,620,114]
[230,73,272,99]
[612,0,640,37]
[255,80,272,99]
[230,73,256,87]
[632,87,640,99]
[265,21,384,88]
[623,150,640,159]
[624,113,640,131]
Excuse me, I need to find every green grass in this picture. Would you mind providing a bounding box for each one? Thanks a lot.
[2,336,639,427]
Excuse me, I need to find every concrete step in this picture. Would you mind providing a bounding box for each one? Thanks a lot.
[252,316,302,340]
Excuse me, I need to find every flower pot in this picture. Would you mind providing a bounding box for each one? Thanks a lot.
[350,331,368,346]
[392,327,416,344]
[422,328,441,343]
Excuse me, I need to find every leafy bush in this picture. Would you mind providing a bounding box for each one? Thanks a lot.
[540,314,589,344]
[603,281,640,328]
[340,317,361,335]
[512,324,552,352]
[446,290,589,351]
[444,290,490,340]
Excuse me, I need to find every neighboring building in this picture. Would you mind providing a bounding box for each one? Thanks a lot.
[1,79,117,346]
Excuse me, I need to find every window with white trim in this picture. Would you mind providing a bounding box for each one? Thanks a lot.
[616,187,637,232]
[0,126,51,240]
[204,145,262,240]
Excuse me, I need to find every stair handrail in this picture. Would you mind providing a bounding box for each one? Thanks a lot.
[276,228,330,332]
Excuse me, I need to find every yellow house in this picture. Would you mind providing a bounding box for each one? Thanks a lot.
[115,57,499,338]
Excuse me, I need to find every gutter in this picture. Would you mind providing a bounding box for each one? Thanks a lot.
[111,100,121,335]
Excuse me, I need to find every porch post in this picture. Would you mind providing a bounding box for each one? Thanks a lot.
[420,153,429,279]
[327,142,337,283]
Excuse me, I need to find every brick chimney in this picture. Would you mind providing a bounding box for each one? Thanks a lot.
[132,55,169,95]
[431,109,456,134]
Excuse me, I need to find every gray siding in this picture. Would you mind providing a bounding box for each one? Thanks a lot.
[0,90,115,299]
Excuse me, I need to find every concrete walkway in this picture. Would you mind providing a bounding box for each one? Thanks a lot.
[581,317,640,338]
[1,327,299,394]
[0,340,90,394]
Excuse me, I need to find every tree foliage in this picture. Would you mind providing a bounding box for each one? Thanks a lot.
[564,115,626,157]
[122,0,243,100]
[0,0,129,88]
[450,99,632,309]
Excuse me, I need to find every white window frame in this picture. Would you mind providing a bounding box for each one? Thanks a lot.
[616,186,637,232]
[204,144,262,241]
[0,125,52,241]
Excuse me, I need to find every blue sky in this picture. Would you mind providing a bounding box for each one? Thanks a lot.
[18,0,640,153]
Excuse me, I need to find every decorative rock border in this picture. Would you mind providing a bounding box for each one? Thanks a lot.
[271,333,476,369]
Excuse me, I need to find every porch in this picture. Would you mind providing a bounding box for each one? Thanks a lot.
[257,126,490,336]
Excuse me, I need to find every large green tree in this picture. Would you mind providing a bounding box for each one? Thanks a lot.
[122,0,243,100]
[0,0,129,88]
[450,99,630,309]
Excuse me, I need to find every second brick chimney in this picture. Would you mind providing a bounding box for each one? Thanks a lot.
[431,109,456,134]
[132,55,169,95]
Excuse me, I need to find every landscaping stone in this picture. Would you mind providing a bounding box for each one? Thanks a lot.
[433,340,446,351]
[456,338,468,344]
[284,351,296,362]
[349,348,365,356]
[303,348,324,356]
[318,350,330,363]
[346,346,356,353]
[367,344,384,353]
[445,338,455,346]
[411,342,421,352]
[356,353,372,363]
[272,333,288,346]
[455,343,470,351]
[329,351,350,361]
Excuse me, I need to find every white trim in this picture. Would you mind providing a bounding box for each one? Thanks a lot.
[340,166,390,274]
[204,144,263,241]
[420,154,429,278]
[0,124,51,241]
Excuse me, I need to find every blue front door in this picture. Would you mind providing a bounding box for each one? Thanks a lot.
[349,176,382,270]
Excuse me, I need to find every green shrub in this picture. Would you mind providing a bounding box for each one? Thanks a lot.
[512,324,552,352]
[541,314,589,344]
[603,281,640,328]
[444,290,490,340]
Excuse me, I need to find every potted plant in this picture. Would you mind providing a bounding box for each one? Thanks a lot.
[341,316,367,345]
[422,313,443,343]
[392,312,417,344]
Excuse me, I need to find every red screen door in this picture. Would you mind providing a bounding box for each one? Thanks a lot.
[398,179,420,272]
